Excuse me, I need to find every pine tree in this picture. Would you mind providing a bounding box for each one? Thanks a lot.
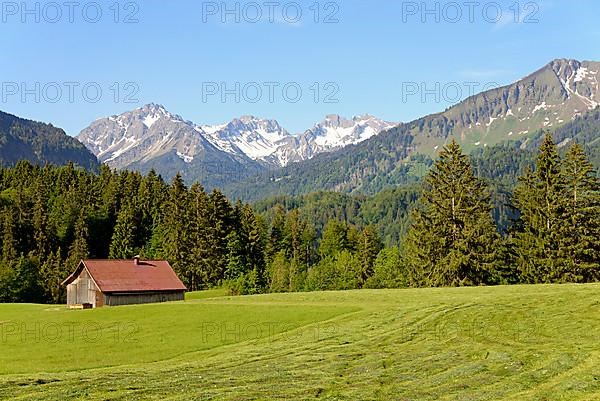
[67,210,89,272]
[357,226,383,285]
[513,134,564,283]
[206,189,233,284]
[39,248,67,303]
[403,140,501,287]
[557,143,600,281]
[188,183,211,290]
[109,203,138,259]
[162,174,192,286]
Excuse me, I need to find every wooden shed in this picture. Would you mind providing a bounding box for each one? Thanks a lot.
[61,257,187,308]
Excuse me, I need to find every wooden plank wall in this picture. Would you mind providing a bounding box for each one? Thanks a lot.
[105,292,185,306]
[66,268,99,306]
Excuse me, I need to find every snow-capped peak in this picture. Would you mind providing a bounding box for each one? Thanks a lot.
[199,113,397,167]
[78,104,398,170]
[201,116,291,160]
[306,114,397,149]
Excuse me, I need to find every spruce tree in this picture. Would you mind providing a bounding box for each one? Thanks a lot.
[225,201,248,281]
[357,226,383,286]
[39,248,66,303]
[242,204,266,291]
[188,183,211,290]
[319,220,350,258]
[2,209,18,264]
[513,134,564,283]
[32,192,50,260]
[162,174,192,286]
[109,203,138,259]
[403,139,501,287]
[67,210,89,272]
[266,205,286,262]
[206,189,234,284]
[558,143,600,281]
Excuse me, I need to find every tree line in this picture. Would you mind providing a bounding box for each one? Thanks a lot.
[403,135,600,286]
[0,134,598,303]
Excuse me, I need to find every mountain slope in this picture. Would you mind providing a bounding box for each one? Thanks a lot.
[200,116,292,166]
[77,104,262,187]
[0,110,98,169]
[409,58,599,154]
[273,114,397,165]
[224,59,600,200]
[77,105,395,185]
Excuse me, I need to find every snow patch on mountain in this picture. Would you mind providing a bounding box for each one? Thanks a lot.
[77,104,398,170]
[200,114,397,167]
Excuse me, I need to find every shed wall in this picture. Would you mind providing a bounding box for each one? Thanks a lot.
[104,291,184,306]
[66,268,99,307]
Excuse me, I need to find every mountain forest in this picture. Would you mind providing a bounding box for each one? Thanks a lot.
[1,132,598,303]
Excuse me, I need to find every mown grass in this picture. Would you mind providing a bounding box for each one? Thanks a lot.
[1,284,600,400]
[185,288,230,300]
[0,296,353,375]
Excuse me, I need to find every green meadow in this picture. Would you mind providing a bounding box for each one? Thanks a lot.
[1,284,600,400]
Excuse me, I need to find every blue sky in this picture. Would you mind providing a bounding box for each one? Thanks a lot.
[0,0,599,135]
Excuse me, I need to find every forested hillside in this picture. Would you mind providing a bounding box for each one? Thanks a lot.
[0,111,98,170]
[1,133,598,303]
[225,104,600,201]
[253,187,420,247]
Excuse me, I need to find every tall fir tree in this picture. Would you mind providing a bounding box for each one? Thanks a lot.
[266,205,286,262]
[357,226,383,286]
[225,201,249,281]
[66,210,89,273]
[403,140,501,287]
[109,203,138,259]
[242,204,267,291]
[161,174,192,286]
[39,248,67,303]
[206,189,233,284]
[319,220,351,258]
[32,190,51,260]
[188,183,211,290]
[557,143,600,281]
[2,209,18,264]
[513,134,565,283]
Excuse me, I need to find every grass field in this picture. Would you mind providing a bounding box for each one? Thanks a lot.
[1,284,600,400]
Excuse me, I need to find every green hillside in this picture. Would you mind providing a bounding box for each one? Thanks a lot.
[2,284,600,400]
[0,110,99,170]
[225,104,600,202]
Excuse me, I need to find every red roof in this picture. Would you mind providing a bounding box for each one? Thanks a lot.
[62,260,187,293]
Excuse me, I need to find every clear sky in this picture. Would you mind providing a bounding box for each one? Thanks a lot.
[0,0,599,135]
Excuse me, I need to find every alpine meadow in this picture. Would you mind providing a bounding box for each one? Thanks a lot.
[1,1,600,400]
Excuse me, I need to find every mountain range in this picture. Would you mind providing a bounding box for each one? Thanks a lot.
[1,58,598,200]
[224,58,600,199]
[76,104,397,188]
